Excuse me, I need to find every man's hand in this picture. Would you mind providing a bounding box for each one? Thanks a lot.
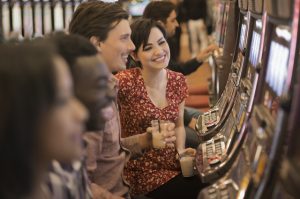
[196,44,219,62]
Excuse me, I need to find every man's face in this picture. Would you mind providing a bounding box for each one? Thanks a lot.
[73,55,114,131]
[99,19,135,73]
[164,10,179,38]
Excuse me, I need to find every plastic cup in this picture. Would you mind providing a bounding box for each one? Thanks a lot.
[151,120,166,149]
[180,154,195,177]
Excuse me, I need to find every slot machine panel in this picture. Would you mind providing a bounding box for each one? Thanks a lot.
[238,0,248,11]
[265,0,292,20]
[248,0,263,14]
[196,12,249,138]
[198,145,250,199]
[22,0,33,38]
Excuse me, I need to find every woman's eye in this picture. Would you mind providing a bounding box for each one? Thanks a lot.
[143,47,152,51]
[159,41,166,45]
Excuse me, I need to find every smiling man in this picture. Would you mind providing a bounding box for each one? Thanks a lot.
[69,1,177,199]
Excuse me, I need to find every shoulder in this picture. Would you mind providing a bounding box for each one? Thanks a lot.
[115,68,139,81]
[167,69,186,82]
[115,68,140,89]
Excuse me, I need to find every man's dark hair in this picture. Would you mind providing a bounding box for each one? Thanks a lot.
[0,42,57,198]
[48,32,98,74]
[128,18,166,68]
[143,1,176,23]
[69,1,128,41]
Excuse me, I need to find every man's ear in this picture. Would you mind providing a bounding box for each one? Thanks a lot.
[90,36,102,53]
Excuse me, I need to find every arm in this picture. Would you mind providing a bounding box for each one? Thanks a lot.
[168,58,202,76]
[90,183,124,199]
[175,101,186,153]
[121,132,151,156]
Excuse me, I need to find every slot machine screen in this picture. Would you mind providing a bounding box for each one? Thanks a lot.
[246,20,262,82]
[128,0,149,17]
[23,1,33,38]
[263,26,291,117]
[238,17,247,50]
[249,31,261,67]
[12,1,22,36]
[34,0,42,37]
[2,1,10,39]
[54,1,64,30]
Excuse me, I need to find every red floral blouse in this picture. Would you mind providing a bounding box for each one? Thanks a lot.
[116,68,188,196]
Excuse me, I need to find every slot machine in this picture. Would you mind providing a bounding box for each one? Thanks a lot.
[1,0,10,40]
[21,0,33,38]
[195,0,249,142]
[197,0,299,198]
[33,0,42,37]
[195,0,264,183]
[209,0,239,105]
[53,0,63,31]
[271,49,300,198]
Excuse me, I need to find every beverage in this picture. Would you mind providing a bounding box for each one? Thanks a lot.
[152,131,166,149]
[180,156,195,177]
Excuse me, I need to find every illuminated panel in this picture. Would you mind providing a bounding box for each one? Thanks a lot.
[23,1,33,38]
[239,23,246,50]
[263,26,291,117]
[249,31,261,67]
[265,42,289,96]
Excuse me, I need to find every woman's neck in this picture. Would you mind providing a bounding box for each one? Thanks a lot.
[141,67,166,88]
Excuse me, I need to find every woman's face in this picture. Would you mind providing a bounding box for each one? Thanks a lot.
[136,27,170,71]
[39,57,88,163]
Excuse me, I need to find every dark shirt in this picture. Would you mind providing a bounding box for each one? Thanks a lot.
[182,0,207,20]
[168,57,202,76]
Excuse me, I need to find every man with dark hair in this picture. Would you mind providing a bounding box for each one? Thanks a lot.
[143,0,216,76]
[69,1,177,198]
[46,33,115,199]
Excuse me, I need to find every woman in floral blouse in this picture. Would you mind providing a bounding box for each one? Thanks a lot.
[116,19,205,199]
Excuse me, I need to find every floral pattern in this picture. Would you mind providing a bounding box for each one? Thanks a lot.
[116,68,188,195]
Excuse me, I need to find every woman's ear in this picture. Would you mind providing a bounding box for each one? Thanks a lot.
[90,36,102,53]
[130,52,139,61]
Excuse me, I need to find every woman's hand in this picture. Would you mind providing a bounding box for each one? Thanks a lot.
[146,122,177,148]
[177,147,196,159]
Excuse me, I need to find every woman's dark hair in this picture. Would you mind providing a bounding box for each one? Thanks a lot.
[127,18,166,68]
[69,0,128,41]
[0,42,57,198]
[143,1,176,23]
